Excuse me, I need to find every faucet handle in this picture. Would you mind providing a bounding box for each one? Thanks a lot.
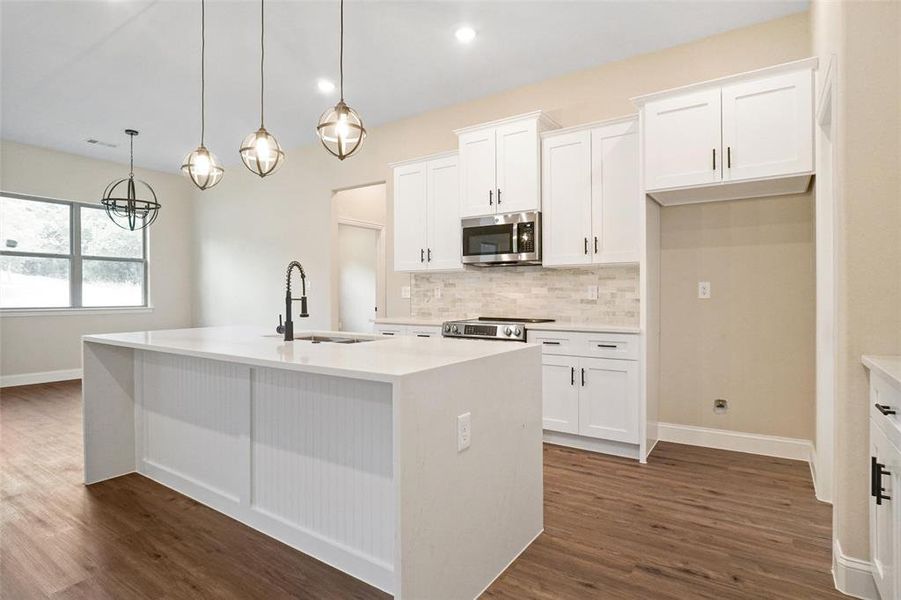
[276,314,286,335]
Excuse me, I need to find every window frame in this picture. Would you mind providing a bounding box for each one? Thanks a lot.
[0,191,149,312]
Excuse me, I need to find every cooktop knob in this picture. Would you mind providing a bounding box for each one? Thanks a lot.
[451,325,459,333]
[504,326,513,336]
[514,327,522,337]
[444,324,451,333]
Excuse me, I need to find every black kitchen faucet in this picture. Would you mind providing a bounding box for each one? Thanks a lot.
[276,261,309,341]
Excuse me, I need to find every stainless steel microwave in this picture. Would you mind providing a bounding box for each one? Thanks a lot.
[461,211,541,266]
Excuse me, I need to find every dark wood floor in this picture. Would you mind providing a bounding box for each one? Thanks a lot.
[1,380,843,599]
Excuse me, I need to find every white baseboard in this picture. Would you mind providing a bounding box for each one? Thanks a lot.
[656,422,813,462]
[543,430,641,461]
[833,539,878,600]
[0,368,82,388]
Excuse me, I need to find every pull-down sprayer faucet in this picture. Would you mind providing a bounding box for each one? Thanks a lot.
[276,261,309,341]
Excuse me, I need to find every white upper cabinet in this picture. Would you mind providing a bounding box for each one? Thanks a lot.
[635,58,816,205]
[455,111,557,218]
[541,130,592,266]
[541,118,640,268]
[426,155,462,271]
[592,120,641,264]
[458,129,497,218]
[392,152,462,273]
[721,69,813,182]
[643,88,722,191]
[393,162,429,272]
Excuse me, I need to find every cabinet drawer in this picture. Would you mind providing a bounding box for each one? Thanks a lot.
[529,332,580,356]
[409,326,442,338]
[583,334,639,360]
[375,325,406,336]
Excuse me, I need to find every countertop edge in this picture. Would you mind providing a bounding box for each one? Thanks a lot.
[862,355,901,393]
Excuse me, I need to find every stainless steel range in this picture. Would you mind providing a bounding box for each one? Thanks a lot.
[441,317,555,342]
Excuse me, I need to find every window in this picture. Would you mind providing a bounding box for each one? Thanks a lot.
[0,193,147,309]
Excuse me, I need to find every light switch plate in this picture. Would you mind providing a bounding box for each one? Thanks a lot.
[698,281,711,299]
[586,285,599,300]
[457,412,471,452]
[401,286,411,299]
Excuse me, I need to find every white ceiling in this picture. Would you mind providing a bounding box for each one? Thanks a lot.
[1,0,808,174]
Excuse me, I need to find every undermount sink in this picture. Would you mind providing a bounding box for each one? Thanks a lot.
[263,333,377,344]
[293,335,375,344]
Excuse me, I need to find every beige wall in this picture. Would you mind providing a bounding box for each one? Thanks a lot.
[811,0,901,561]
[192,12,812,330]
[658,194,815,440]
[0,141,195,377]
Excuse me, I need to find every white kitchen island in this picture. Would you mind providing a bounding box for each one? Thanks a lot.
[82,327,543,599]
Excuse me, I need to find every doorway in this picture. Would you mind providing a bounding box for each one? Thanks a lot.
[331,183,387,333]
[337,223,380,332]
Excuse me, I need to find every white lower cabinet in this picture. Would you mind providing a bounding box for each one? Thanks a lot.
[868,366,901,600]
[542,356,580,434]
[532,330,640,452]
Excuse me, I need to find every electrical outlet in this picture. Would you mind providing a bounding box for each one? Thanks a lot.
[457,412,471,452]
[713,398,728,414]
[586,285,599,300]
[401,286,411,299]
[434,287,442,299]
[698,281,711,299]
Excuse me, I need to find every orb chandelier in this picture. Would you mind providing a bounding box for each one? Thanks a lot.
[239,0,285,176]
[316,0,366,160]
[101,129,161,231]
[182,0,224,190]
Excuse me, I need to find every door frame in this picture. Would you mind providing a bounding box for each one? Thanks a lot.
[334,218,386,332]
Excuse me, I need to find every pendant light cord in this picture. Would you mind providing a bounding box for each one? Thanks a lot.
[260,0,265,127]
[339,0,344,101]
[201,0,206,146]
[129,134,134,177]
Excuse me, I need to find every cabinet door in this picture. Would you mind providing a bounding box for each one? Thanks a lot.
[542,356,579,434]
[721,70,813,182]
[541,130,592,267]
[870,424,898,600]
[644,88,722,191]
[591,120,640,264]
[393,163,428,272]
[426,156,463,271]
[496,119,540,213]
[578,357,639,443]
[458,128,497,218]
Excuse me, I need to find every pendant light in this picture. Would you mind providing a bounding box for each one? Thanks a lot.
[316,0,366,160]
[239,0,285,176]
[101,129,161,231]
[182,0,224,190]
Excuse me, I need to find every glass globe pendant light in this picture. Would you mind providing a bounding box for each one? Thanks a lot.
[101,129,161,231]
[239,0,285,176]
[316,0,366,160]
[182,0,224,190]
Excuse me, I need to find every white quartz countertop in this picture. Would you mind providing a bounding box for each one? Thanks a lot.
[863,355,901,392]
[83,326,537,383]
[375,316,639,334]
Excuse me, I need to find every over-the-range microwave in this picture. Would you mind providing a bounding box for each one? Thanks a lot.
[461,211,541,266]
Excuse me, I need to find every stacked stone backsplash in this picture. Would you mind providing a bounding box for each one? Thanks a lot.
[411,264,639,325]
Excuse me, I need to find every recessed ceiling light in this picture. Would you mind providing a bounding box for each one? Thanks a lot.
[317,78,336,94]
[455,26,476,44]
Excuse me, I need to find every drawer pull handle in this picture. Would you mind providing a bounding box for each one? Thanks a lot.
[876,403,897,416]
[382,332,395,336]
[596,344,617,349]
[416,334,430,338]
[542,341,561,346]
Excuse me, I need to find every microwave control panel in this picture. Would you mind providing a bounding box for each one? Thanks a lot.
[517,222,536,252]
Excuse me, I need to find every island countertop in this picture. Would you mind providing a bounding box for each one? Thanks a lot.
[83,326,538,383]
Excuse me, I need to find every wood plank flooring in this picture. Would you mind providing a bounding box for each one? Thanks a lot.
[1,380,843,599]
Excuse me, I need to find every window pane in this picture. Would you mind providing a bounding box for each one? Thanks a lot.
[0,255,70,307]
[81,207,143,258]
[0,196,70,254]
[82,260,144,307]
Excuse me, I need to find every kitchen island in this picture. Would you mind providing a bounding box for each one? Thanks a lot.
[82,327,543,599]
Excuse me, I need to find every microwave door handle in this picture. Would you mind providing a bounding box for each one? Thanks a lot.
[512,223,519,253]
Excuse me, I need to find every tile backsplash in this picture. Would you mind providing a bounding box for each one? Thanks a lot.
[411,264,639,325]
